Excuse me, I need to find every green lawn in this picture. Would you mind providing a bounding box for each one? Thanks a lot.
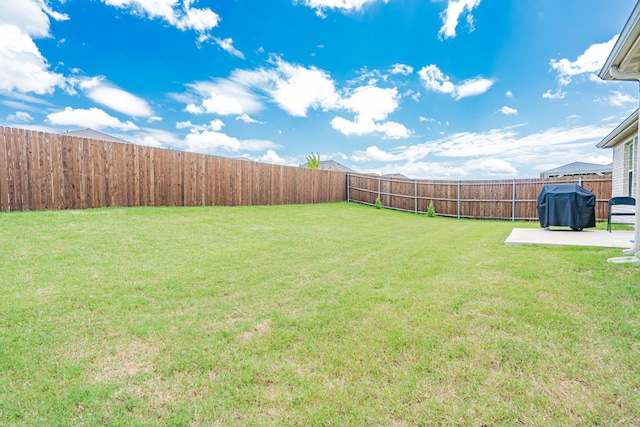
[1,202,638,426]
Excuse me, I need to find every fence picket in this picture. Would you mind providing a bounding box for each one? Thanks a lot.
[0,127,9,211]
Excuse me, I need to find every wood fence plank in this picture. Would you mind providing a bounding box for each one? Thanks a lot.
[140,146,148,206]
[117,141,125,206]
[17,129,27,210]
[6,128,18,211]
[126,143,134,206]
[24,130,34,210]
[40,132,52,209]
[132,145,139,207]
[177,151,184,206]
[30,132,42,210]
[51,135,62,209]
[60,135,71,209]
[108,141,117,207]
[0,128,9,211]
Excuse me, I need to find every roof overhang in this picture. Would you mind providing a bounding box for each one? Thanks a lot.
[597,108,639,148]
[599,2,640,80]
[598,1,640,260]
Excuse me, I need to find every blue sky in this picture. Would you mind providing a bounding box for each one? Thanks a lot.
[0,0,638,179]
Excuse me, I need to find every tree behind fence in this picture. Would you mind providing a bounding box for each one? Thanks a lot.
[348,173,613,222]
[0,127,347,212]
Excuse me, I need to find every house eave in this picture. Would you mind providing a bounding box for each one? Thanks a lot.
[597,109,638,148]
[599,2,640,80]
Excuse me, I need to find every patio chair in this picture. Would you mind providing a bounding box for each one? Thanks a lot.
[607,196,636,232]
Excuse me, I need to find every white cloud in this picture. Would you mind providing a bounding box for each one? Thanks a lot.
[236,113,263,124]
[600,90,636,107]
[6,111,34,123]
[340,85,398,121]
[405,88,421,102]
[352,145,405,162]
[454,76,495,99]
[545,35,618,95]
[147,116,163,123]
[47,107,140,131]
[331,85,410,139]
[176,119,225,132]
[2,100,39,112]
[301,0,388,17]
[0,24,65,94]
[126,135,164,148]
[586,154,612,165]
[0,2,70,96]
[425,124,616,170]
[131,127,183,147]
[257,149,287,164]
[438,0,481,40]
[101,0,220,39]
[75,76,154,117]
[500,106,517,115]
[418,64,494,100]
[176,120,194,129]
[183,60,410,139]
[466,158,517,175]
[3,92,54,107]
[369,158,517,180]
[184,130,278,155]
[542,89,565,100]
[184,78,263,116]
[214,37,245,59]
[183,57,340,118]
[348,122,616,178]
[418,64,455,94]
[505,91,513,98]
[390,63,413,76]
[331,117,410,139]
[260,58,340,116]
[0,0,68,38]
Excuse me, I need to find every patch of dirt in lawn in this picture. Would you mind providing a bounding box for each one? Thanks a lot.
[92,339,159,383]
[238,319,272,341]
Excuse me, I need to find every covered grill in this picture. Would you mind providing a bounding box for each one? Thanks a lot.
[536,184,596,230]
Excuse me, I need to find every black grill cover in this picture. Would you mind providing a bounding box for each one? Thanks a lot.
[537,184,596,229]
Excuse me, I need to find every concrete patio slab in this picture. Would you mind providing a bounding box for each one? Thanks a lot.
[505,228,635,248]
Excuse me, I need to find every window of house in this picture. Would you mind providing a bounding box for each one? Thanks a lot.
[629,142,634,197]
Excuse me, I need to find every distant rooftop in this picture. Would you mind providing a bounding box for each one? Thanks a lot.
[540,161,612,178]
[302,160,358,173]
[382,173,409,179]
[61,128,131,144]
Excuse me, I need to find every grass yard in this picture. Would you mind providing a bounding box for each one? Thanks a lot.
[0,202,639,426]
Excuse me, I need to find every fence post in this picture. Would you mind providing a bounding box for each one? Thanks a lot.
[457,181,461,219]
[512,179,516,222]
[378,176,381,203]
[347,173,350,202]
[414,180,418,214]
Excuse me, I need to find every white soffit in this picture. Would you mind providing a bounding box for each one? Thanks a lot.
[599,1,640,79]
[619,34,640,73]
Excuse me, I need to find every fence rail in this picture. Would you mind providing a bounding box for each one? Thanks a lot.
[347,173,613,222]
[0,126,347,212]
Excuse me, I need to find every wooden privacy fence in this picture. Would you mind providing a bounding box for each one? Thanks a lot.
[0,126,347,212]
[348,173,613,222]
